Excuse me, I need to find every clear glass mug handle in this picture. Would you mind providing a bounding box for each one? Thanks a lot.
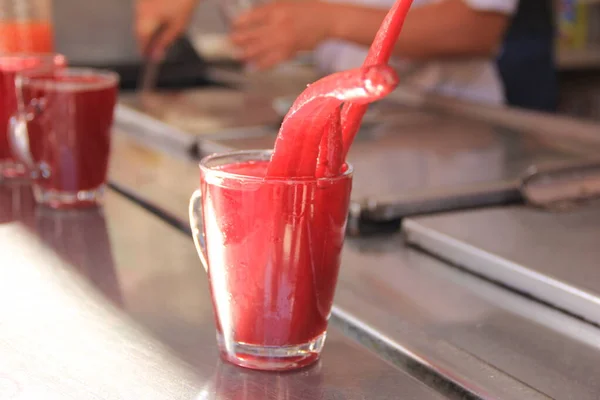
[8,98,46,173]
[189,189,208,272]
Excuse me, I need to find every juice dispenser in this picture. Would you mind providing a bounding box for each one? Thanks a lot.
[0,0,54,52]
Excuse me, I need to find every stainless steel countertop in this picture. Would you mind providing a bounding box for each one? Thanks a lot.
[403,203,600,326]
[0,184,457,400]
[209,111,597,215]
[337,233,600,400]
[54,0,140,65]
[107,129,600,399]
[5,57,599,400]
[116,77,600,221]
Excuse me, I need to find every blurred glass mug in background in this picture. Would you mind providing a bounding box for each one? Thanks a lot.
[0,0,54,53]
[10,67,119,209]
[218,0,269,25]
[0,53,66,180]
[189,150,353,371]
[217,0,269,73]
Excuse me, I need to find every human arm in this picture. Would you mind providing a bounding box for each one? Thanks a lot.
[135,0,200,59]
[327,0,515,60]
[231,0,517,69]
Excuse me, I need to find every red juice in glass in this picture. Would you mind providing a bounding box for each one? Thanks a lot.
[0,54,65,179]
[14,68,118,208]
[189,150,353,371]
[0,21,54,53]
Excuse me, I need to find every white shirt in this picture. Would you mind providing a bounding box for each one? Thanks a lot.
[314,0,519,105]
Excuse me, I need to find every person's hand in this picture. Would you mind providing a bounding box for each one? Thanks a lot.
[135,0,199,59]
[230,1,335,70]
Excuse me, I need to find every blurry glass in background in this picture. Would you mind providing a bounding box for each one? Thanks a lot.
[218,0,269,22]
[0,0,54,52]
[218,0,271,76]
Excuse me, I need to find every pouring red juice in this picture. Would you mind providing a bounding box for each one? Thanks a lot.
[16,68,118,208]
[192,66,398,371]
[203,158,352,354]
[191,0,414,372]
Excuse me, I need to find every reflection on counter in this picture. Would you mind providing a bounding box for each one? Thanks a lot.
[0,182,36,225]
[0,183,122,306]
[34,207,123,307]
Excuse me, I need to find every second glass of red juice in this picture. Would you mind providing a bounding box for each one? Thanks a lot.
[12,67,119,208]
[189,150,353,371]
[0,53,65,179]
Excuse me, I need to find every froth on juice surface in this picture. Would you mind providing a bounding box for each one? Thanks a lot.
[0,21,54,53]
[202,160,352,347]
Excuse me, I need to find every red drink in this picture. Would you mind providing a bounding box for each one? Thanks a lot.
[188,0,406,373]
[0,21,54,53]
[0,54,66,178]
[192,150,352,371]
[14,68,118,208]
[0,64,21,162]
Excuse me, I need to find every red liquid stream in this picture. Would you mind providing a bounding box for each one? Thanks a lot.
[22,75,117,194]
[268,0,413,179]
[341,0,414,160]
[203,160,352,346]
[267,65,398,178]
[0,22,54,53]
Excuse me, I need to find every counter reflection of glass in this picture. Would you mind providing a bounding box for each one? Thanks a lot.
[197,360,323,399]
[34,207,123,306]
[0,182,36,225]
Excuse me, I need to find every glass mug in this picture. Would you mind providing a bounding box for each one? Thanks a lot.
[0,53,66,179]
[10,67,119,209]
[0,0,55,53]
[189,150,353,371]
[218,0,269,23]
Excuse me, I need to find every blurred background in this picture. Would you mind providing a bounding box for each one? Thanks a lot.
[554,0,600,120]
[51,0,600,120]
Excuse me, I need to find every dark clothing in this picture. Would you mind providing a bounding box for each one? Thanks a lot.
[496,1,558,112]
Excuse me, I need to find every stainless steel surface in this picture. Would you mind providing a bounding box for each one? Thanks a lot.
[116,95,600,225]
[408,88,600,147]
[114,105,231,157]
[0,184,451,400]
[207,65,600,146]
[521,159,600,209]
[336,233,600,400]
[119,88,281,137]
[54,0,141,65]
[109,133,199,210]
[403,203,600,326]
[116,65,317,143]
[106,130,600,399]
[212,109,598,221]
[115,70,600,222]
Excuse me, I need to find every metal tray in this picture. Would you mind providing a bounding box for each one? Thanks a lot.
[403,202,600,325]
